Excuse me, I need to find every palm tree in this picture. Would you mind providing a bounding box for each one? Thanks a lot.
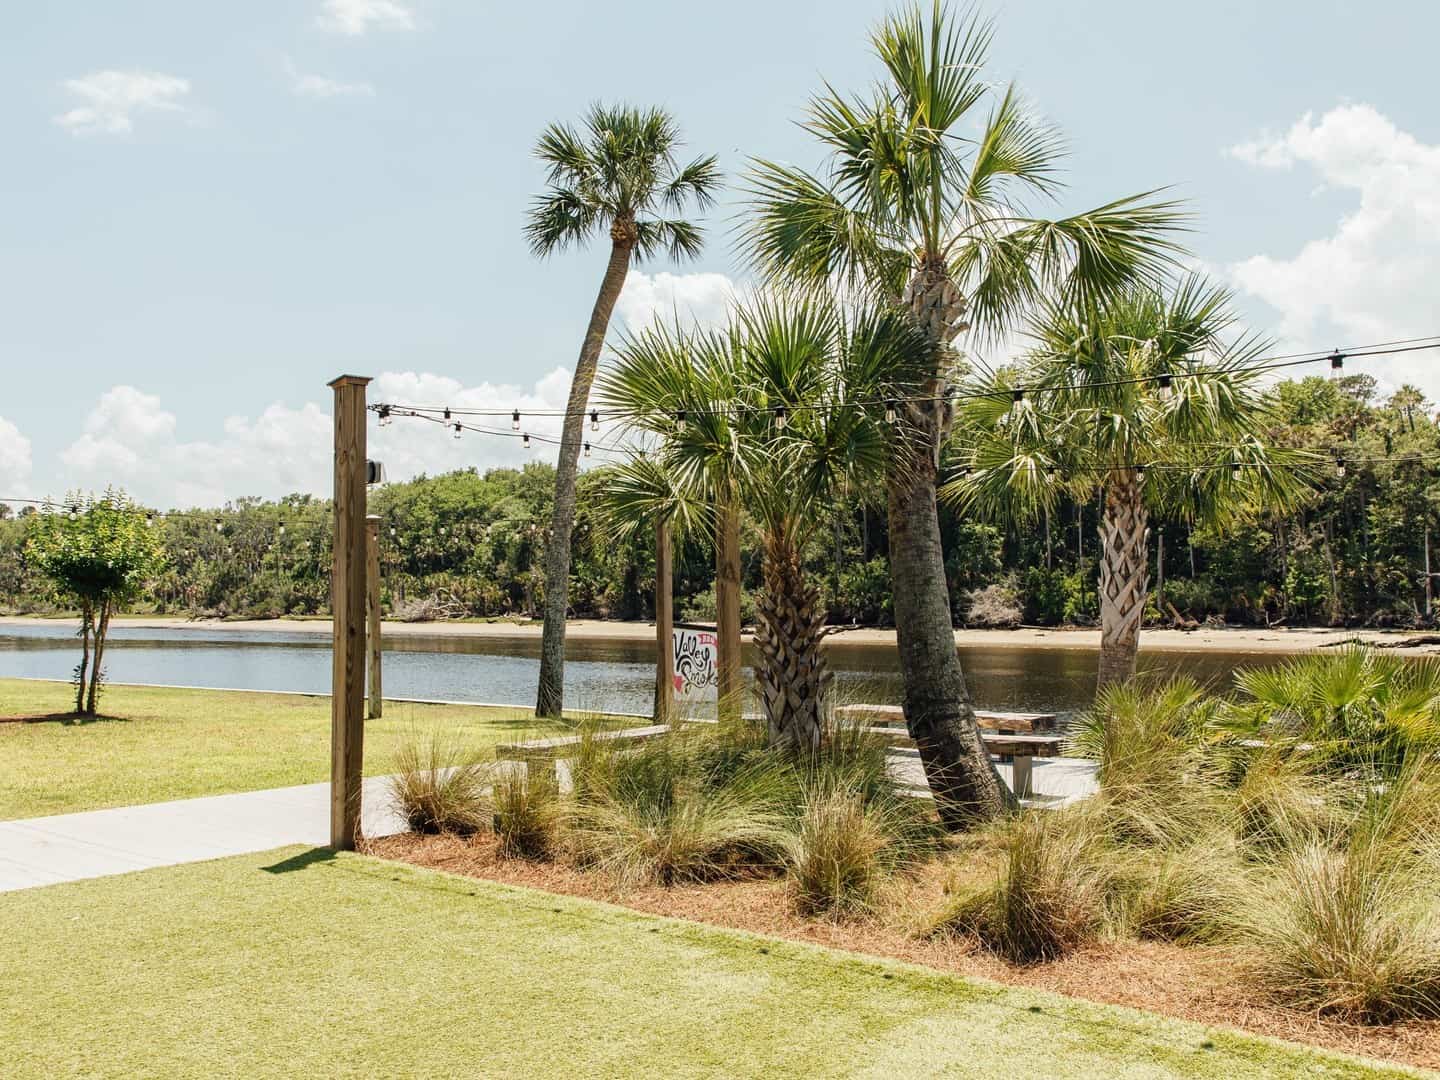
[600,295,899,749]
[947,276,1315,690]
[742,1,1187,824]
[526,104,722,718]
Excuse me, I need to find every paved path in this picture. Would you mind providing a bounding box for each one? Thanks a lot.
[0,752,1097,895]
[0,777,406,894]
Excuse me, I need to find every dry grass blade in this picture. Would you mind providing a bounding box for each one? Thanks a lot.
[388,726,492,836]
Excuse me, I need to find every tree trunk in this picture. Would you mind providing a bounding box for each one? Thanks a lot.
[891,257,1014,826]
[714,493,743,721]
[75,601,92,715]
[535,229,635,717]
[1096,468,1150,692]
[86,601,111,716]
[754,528,830,751]
[654,518,675,725]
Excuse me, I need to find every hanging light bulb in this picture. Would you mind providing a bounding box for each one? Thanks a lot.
[1335,452,1347,478]
[522,432,531,450]
[583,442,591,458]
[443,407,451,422]
[278,521,286,537]
[590,409,599,431]
[675,409,687,433]
[1047,464,1060,482]
[511,409,521,431]
[67,504,78,521]
[214,518,223,533]
[389,525,396,539]
[1230,461,1242,479]
[145,512,155,528]
[1329,351,1345,378]
[453,422,462,440]
[1135,463,1147,480]
[774,404,788,430]
[885,399,898,424]
[378,405,392,427]
[1156,374,1174,401]
[1012,388,1026,404]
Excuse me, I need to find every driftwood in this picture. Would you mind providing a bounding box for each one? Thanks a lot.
[1320,634,1440,650]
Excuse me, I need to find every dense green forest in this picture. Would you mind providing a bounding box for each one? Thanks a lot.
[2,375,1437,628]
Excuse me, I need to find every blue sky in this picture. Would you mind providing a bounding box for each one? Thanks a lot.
[3,0,1438,509]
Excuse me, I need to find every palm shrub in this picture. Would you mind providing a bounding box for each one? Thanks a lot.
[526,104,721,719]
[388,727,492,836]
[1225,647,1440,773]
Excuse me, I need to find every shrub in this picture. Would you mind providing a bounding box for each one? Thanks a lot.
[1106,839,1239,944]
[962,581,1021,629]
[831,557,893,625]
[785,783,922,917]
[928,808,1110,963]
[491,767,563,858]
[1019,567,1067,625]
[387,728,491,836]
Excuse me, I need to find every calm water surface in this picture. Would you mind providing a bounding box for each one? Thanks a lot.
[0,623,1285,720]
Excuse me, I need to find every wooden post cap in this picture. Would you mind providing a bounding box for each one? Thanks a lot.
[327,374,373,388]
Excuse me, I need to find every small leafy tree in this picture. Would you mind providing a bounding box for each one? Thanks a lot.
[26,491,165,715]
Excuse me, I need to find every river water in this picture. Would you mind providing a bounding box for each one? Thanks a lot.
[0,623,1283,720]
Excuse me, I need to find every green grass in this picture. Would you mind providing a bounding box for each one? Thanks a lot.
[0,679,571,820]
[0,849,1413,1079]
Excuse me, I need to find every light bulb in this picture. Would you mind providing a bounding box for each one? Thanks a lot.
[676,409,687,433]
[378,405,391,427]
[583,442,591,458]
[1156,375,1173,401]
[453,422,462,440]
[885,400,898,424]
[1012,388,1025,404]
[774,405,787,430]
[590,410,599,431]
[443,407,451,422]
[523,433,531,449]
[278,522,286,537]
[511,409,521,431]
[1329,352,1345,378]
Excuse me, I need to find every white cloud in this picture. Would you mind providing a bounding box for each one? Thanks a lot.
[316,0,415,35]
[0,416,33,503]
[614,270,745,336]
[284,58,375,100]
[1227,105,1440,399]
[54,70,191,135]
[46,371,613,509]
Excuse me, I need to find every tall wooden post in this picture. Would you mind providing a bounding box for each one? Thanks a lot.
[366,515,383,720]
[329,375,370,851]
[655,517,675,725]
[715,495,742,721]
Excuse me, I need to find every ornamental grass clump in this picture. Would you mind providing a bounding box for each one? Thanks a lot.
[388,727,492,836]
[784,782,925,917]
[491,767,563,859]
[927,807,1112,964]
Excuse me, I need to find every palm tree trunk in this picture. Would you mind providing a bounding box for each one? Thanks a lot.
[754,527,829,751]
[892,258,1014,826]
[535,230,634,717]
[714,493,743,721]
[887,447,1014,825]
[1096,468,1150,691]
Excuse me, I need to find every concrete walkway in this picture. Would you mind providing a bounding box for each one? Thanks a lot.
[0,777,406,894]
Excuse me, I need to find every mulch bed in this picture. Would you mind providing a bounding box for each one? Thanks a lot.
[366,831,1440,1073]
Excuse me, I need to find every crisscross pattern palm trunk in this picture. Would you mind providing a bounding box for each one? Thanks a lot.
[1096,468,1150,690]
[754,530,830,751]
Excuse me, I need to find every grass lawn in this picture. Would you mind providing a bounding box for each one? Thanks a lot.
[0,848,1413,1079]
[0,679,571,820]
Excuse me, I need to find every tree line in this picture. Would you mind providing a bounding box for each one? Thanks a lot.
[2,371,1434,629]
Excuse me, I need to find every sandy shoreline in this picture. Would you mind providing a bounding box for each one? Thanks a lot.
[2,615,1434,655]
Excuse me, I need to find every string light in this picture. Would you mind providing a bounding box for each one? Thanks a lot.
[523,433,531,450]
[214,518,223,533]
[584,442,591,458]
[145,512,155,528]
[1155,374,1174,401]
[1335,451,1347,478]
[453,422,462,440]
[1012,389,1025,404]
[774,405,788,430]
[885,399,898,424]
[443,407,451,422]
[378,405,392,427]
[675,409,687,433]
[1135,463,1147,479]
[278,521,286,537]
[1330,351,1345,378]
[590,410,599,431]
[1231,462,1242,479]
[511,409,521,431]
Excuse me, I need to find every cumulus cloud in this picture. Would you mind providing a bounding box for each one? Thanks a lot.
[614,270,744,334]
[285,58,375,100]
[0,416,33,504]
[316,0,415,35]
[1227,105,1440,399]
[47,371,615,510]
[54,70,191,135]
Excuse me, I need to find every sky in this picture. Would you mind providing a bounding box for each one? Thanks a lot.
[3,0,1439,510]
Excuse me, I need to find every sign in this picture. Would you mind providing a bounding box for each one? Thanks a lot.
[672,625,718,703]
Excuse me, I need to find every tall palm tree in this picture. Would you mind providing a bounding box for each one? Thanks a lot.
[947,276,1315,690]
[742,1,1187,824]
[526,104,722,718]
[600,294,900,749]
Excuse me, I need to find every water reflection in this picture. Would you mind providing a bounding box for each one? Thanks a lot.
[0,623,1279,720]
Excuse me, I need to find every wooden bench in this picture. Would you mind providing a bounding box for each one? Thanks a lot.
[494,724,670,782]
[834,704,1057,733]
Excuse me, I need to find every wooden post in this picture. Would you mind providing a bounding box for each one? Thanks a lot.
[329,374,370,851]
[715,495,743,721]
[366,515,382,719]
[654,517,675,725]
